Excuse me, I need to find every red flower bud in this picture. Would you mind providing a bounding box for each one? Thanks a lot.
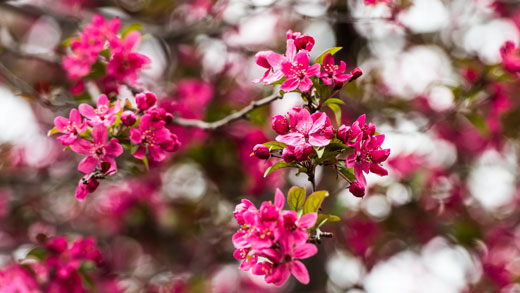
[136,91,157,111]
[337,125,349,142]
[350,68,363,81]
[253,144,270,160]
[272,115,289,134]
[282,147,296,163]
[121,111,137,126]
[349,181,365,198]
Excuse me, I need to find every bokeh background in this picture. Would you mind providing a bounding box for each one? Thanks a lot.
[1,0,520,292]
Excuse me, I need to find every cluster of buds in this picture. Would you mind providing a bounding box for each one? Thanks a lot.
[50,91,180,200]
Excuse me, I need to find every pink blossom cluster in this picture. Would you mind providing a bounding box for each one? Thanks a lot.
[63,14,150,94]
[253,110,390,198]
[254,30,361,92]
[363,0,392,5]
[342,115,390,197]
[51,92,180,200]
[0,236,120,292]
[232,189,318,286]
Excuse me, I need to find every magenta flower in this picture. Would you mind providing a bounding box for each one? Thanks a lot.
[129,114,176,162]
[319,53,352,86]
[346,134,390,186]
[136,91,157,111]
[70,124,123,174]
[107,31,151,85]
[276,108,333,152]
[279,211,317,244]
[53,108,87,145]
[254,39,297,84]
[280,51,320,92]
[79,94,121,126]
[252,239,318,286]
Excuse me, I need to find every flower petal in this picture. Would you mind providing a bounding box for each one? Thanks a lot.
[291,260,310,284]
[274,189,285,210]
[92,124,108,144]
[293,243,318,259]
[105,138,123,157]
[78,156,97,174]
[298,212,317,229]
[70,139,92,156]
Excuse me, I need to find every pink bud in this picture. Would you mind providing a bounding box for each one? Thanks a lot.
[349,182,365,197]
[350,68,363,81]
[295,35,315,51]
[136,91,157,111]
[121,111,137,126]
[271,115,289,134]
[337,125,349,142]
[282,146,296,163]
[253,144,270,160]
[162,133,181,152]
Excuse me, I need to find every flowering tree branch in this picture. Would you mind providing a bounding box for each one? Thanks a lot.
[171,92,282,130]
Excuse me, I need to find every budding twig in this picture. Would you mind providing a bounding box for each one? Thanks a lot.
[171,93,282,130]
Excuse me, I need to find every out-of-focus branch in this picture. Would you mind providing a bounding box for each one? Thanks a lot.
[171,92,282,130]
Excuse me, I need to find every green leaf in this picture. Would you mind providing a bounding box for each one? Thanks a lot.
[86,60,106,79]
[303,190,329,214]
[26,247,47,260]
[142,156,149,171]
[287,186,306,211]
[338,162,356,182]
[263,141,287,150]
[47,127,60,136]
[322,98,345,106]
[314,47,342,65]
[121,23,143,39]
[311,213,341,231]
[315,146,325,159]
[99,48,111,59]
[328,103,342,125]
[264,161,298,178]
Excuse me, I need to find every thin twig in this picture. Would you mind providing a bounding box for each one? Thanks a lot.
[171,92,282,130]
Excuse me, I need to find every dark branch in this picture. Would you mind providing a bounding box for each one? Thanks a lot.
[171,92,282,130]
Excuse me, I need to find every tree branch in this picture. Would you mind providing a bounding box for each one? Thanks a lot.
[171,92,282,130]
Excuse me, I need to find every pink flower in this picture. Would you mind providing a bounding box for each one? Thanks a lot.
[121,110,137,126]
[500,41,520,74]
[253,144,270,160]
[364,0,392,5]
[129,115,177,161]
[71,124,123,174]
[147,107,173,128]
[0,264,39,292]
[254,39,297,84]
[349,181,365,197]
[280,51,320,92]
[252,239,317,286]
[53,108,87,145]
[319,53,352,86]
[107,31,151,85]
[286,29,315,51]
[346,134,390,186]
[79,94,121,127]
[136,91,157,111]
[282,145,312,162]
[279,211,317,244]
[276,108,333,152]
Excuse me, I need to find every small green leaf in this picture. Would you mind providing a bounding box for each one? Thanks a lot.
[303,190,329,214]
[86,60,107,79]
[62,37,74,47]
[263,141,287,150]
[99,48,111,59]
[47,127,60,136]
[121,23,143,39]
[264,161,298,178]
[322,98,345,106]
[311,213,341,231]
[338,162,356,182]
[328,103,342,125]
[314,47,342,65]
[287,186,306,211]
[315,146,325,159]
[26,247,47,260]
[142,156,149,171]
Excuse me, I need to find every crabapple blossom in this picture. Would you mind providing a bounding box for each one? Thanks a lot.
[346,134,391,187]
[271,115,290,134]
[500,41,520,74]
[53,108,87,145]
[79,94,122,127]
[319,53,352,86]
[286,29,315,51]
[71,124,123,174]
[130,114,178,162]
[136,91,158,111]
[276,108,333,150]
[121,110,137,126]
[253,144,270,160]
[280,51,321,92]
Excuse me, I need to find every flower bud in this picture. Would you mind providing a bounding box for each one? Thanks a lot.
[162,133,182,152]
[282,146,296,163]
[136,91,157,111]
[271,115,289,134]
[121,111,137,126]
[253,144,270,160]
[350,68,363,81]
[349,181,365,198]
[337,125,349,142]
[295,35,315,51]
